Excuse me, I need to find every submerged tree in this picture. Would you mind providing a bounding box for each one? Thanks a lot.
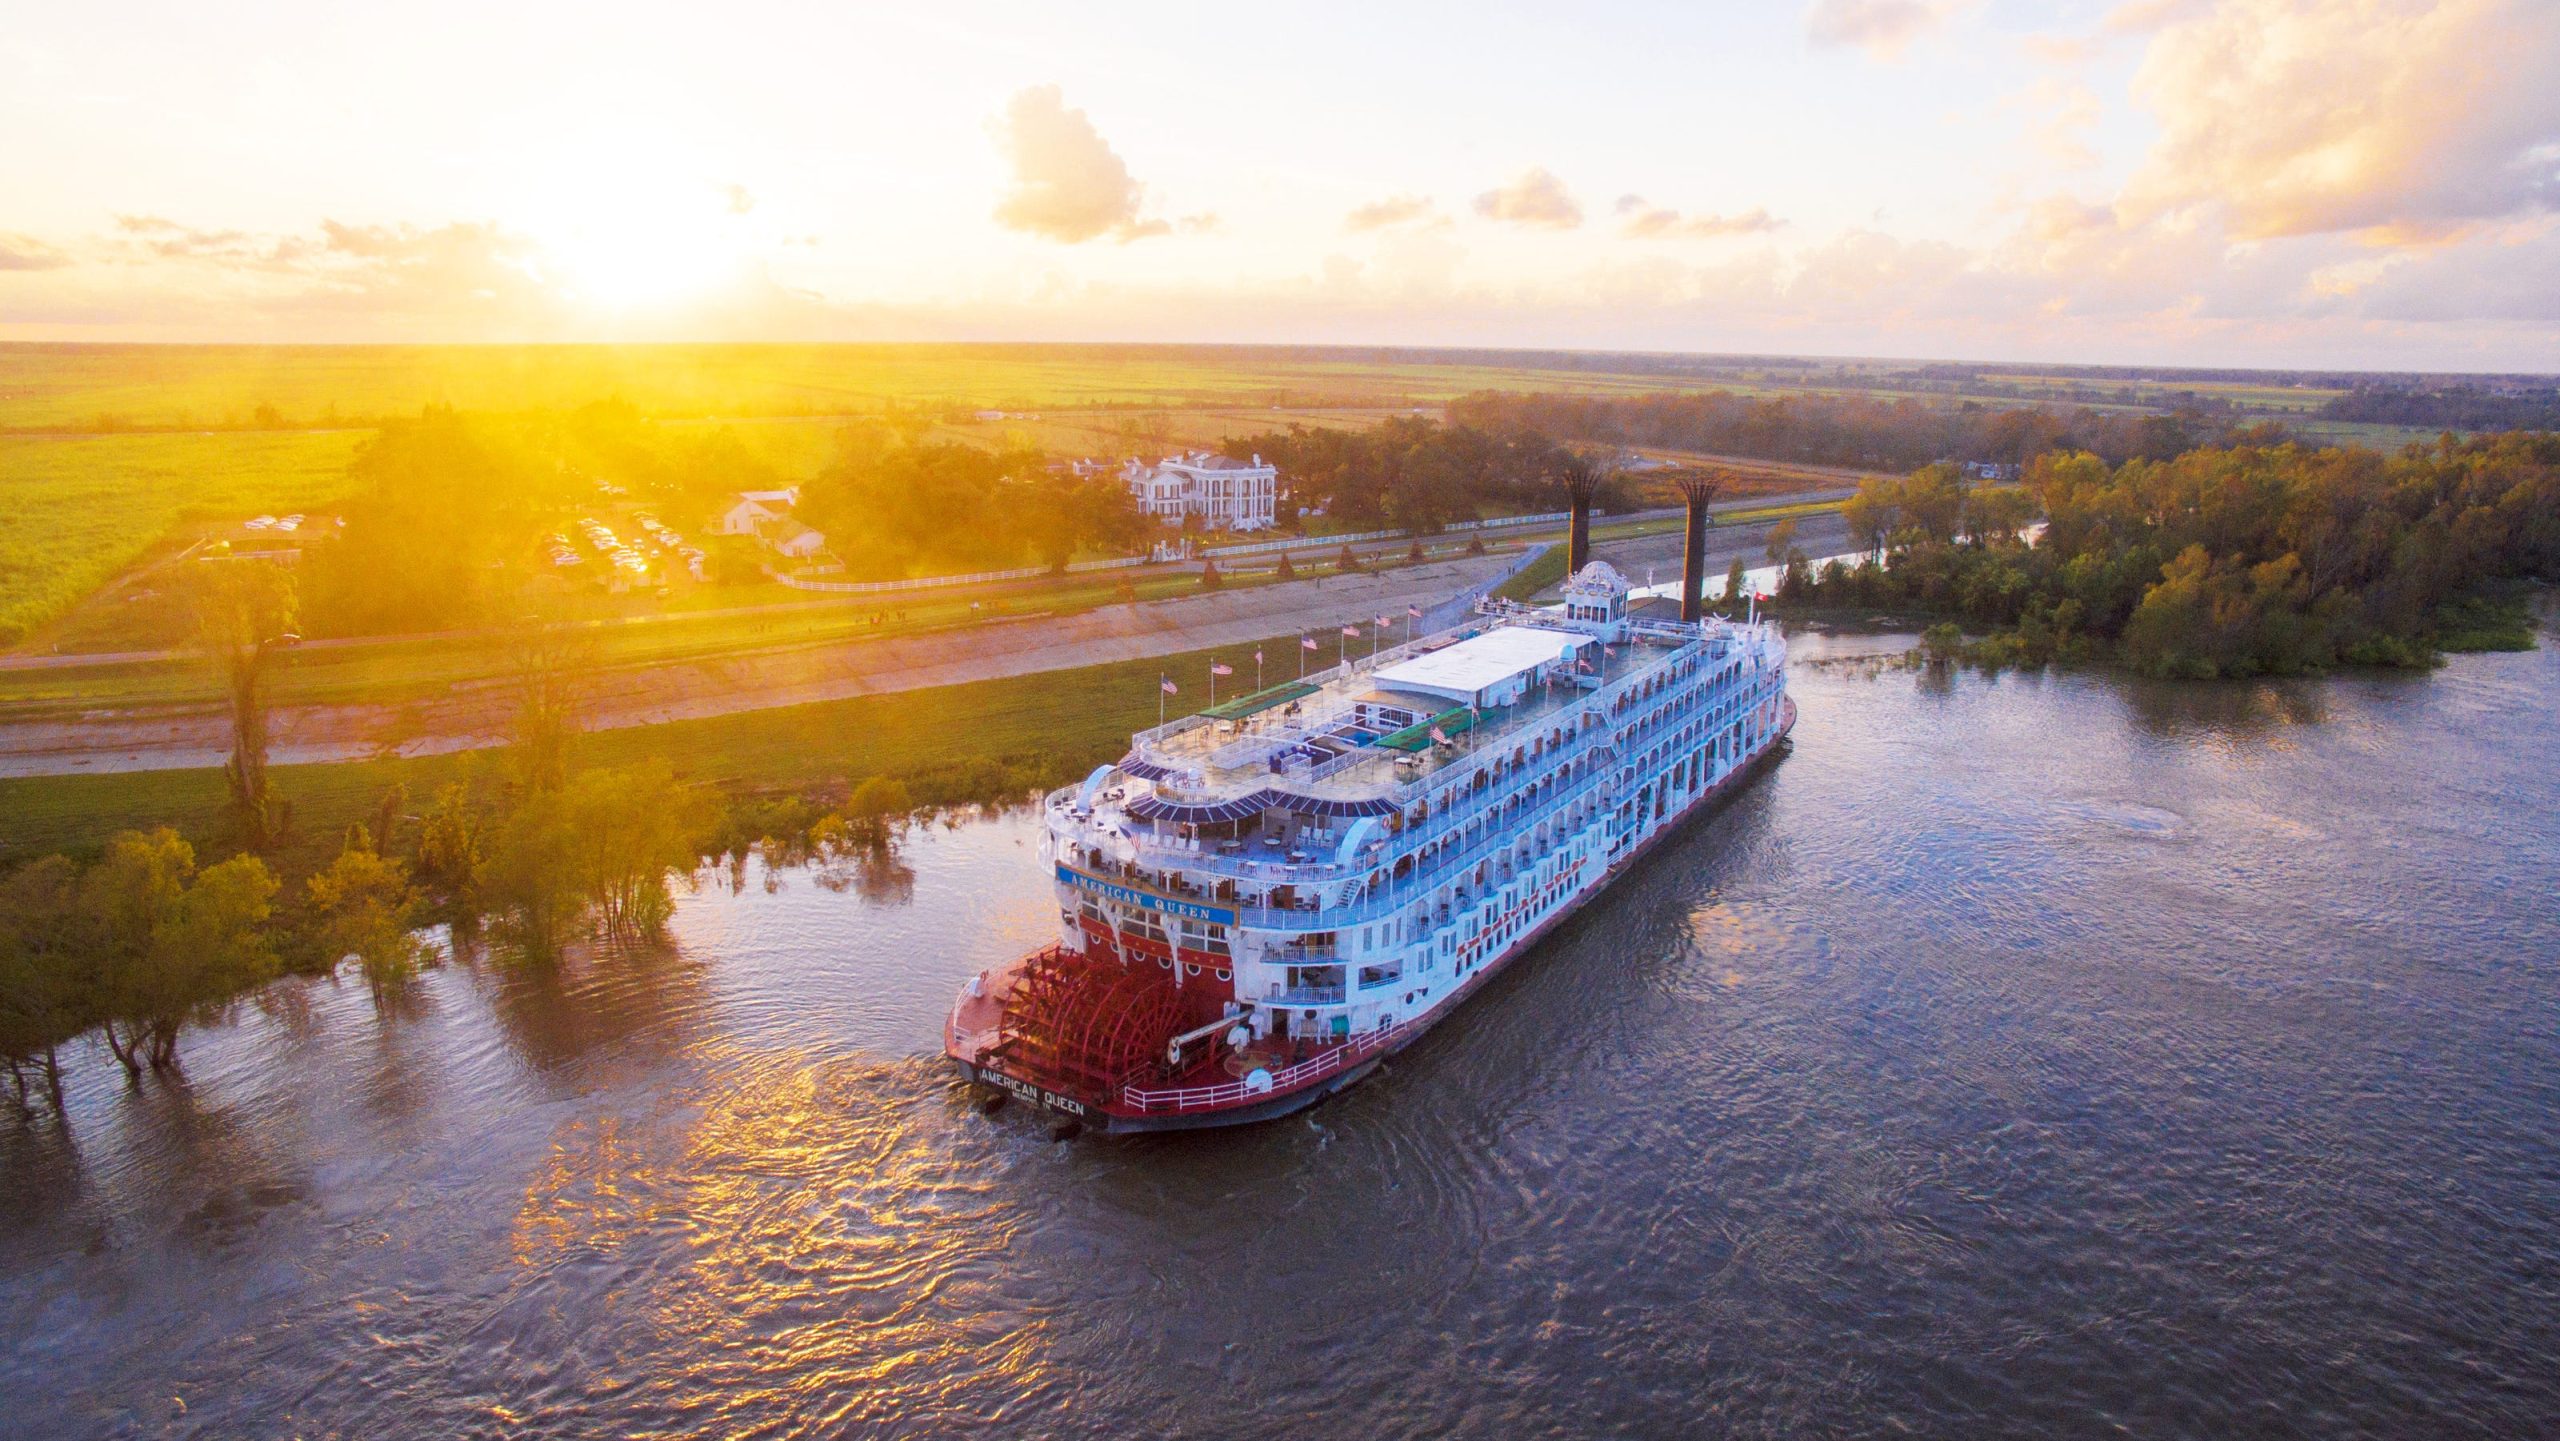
[0,857,86,1115]
[307,846,433,1006]
[83,829,278,1078]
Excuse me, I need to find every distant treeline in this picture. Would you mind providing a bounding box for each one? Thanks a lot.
[1789,434,2560,677]
[1216,416,1619,534]
[1445,389,2295,472]
[2321,385,2560,433]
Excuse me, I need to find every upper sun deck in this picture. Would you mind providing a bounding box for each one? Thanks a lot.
[1116,601,1744,818]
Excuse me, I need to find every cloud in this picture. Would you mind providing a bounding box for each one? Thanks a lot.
[1615,196,1786,239]
[989,84,1161,244]
[1344,194,1444,232]
[0,233,72,271]
[2121,0,2560,242]
[1473,169,1582,229]
[1806,0,1948,61]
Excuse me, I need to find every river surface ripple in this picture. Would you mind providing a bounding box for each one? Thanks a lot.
[5,629,2559,1439]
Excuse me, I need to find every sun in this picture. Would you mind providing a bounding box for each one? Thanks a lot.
[514,157,752,311]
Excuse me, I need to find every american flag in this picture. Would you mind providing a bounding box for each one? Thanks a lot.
[1429,725,1449,744]
[1375,614,1390,627]
[1301,634,1320,651]
[1407,603,1422,618]
[1341,623,1361,637]
[1160,677,1178,695]
[1211,662,1234,677]
[1254,648,1263,664]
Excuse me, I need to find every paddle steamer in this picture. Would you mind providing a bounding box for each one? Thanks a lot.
[946,560,1793,1131]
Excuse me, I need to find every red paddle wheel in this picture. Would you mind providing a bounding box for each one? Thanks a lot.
[987,945,1188,1105]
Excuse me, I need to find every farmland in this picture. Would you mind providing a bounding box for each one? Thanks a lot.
[0,428,364,643]
[0,342,2461,654]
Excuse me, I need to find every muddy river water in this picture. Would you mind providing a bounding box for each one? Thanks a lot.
[5,628,2557,1438]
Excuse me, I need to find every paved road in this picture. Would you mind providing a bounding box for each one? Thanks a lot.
[0,494,1853,780]
[0,552,1543,778]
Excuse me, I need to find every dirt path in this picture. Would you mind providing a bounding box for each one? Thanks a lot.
[0,553,1533,778]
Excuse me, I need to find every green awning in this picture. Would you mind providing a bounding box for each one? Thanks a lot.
[1374,705,1479,752]
[1202,680,1320,721]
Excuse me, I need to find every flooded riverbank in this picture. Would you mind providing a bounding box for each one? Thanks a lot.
[5,629,2558,1439]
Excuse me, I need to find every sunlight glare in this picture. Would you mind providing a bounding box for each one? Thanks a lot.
[517,153,750,311]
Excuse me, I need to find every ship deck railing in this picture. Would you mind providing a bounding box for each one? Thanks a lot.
[1230,759,1621,931]
[1126,616,1705,801]
[1120,1016,1414,1116]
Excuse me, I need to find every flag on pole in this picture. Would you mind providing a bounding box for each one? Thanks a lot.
[1301,634,1320,651]
[1375,614,1390,627]
[1429,725,1449,745]
[1160,677,1178,694]
[1211,662,1234,677]
[1407,603,1422,618]
[1254,649,1263,665]
[1341,623,1361,637]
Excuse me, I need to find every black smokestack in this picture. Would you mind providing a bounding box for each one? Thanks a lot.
[1674,470,1723,623]
[1560,454,1602,577]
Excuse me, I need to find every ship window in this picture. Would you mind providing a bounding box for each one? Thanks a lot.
[1216,968,1231,981]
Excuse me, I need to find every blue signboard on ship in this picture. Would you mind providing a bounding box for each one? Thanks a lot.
[1056,865,1237,926]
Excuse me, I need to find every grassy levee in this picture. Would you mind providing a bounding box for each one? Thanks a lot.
[0,626,1316,878]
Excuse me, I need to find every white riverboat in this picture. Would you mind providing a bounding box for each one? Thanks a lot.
[947,561,1795,1131]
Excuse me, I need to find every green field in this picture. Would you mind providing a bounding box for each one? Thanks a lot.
[0,429,366,642]
[0,342,1754,431]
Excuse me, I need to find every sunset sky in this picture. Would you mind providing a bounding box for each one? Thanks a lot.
[4,0,2557,369]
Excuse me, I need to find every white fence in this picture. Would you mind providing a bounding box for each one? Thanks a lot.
[1200,509,1572,560]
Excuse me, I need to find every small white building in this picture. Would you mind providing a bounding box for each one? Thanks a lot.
[767,518,828,558]
[1122,452,1279,533]
[717,488,801,536]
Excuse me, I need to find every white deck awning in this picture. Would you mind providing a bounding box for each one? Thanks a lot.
[1371,626,1589,705]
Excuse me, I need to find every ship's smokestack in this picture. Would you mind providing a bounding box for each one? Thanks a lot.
[1673,470,1723,623]
[1560,454,1603,576]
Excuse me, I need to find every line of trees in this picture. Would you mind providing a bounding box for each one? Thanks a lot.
[0,598,931,1118]
[1447,389,2295,472]
[794,428,1148,579]
[1215,415,1634,534]
[1790,434,2560,677]
[2321,385,2560,433]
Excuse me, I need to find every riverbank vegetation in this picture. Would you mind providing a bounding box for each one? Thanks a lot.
[1788,435,2559,677]
[0,620,1329,1110]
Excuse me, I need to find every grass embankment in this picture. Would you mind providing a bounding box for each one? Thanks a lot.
[0,627,1317,878]
[0,539,1499,718]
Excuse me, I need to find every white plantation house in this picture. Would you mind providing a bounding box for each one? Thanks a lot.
[1122,451,1279,532]
[718,488,802,536]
